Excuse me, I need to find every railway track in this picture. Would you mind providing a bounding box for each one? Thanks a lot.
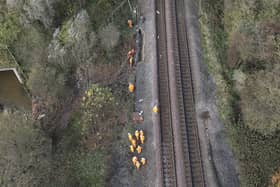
[156,0,177,186]
[155,0,205,186]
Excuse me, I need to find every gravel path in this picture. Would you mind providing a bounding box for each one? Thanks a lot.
[109,0,158,186]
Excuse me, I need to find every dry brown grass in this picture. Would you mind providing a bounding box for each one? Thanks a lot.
[240,63,280,134]
[227,21,280,71]
[227,32,244,69]
[271,169,280,187]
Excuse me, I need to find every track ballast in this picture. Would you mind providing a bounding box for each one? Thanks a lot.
[155,0,205,186]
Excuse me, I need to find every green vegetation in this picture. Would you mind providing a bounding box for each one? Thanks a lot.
[241,65,280,134]
[0,0,136,186]
[0,47,13,68]
[51,83,129,186]
[27,64,68,103]
[53,0,81,26]
[0,83,126,186]
[228,125,280,186]
[80,84,116,136]
[58,21,71,45]
[0,112,52,186]
[85,0,134,41]
[73,151,108,187]
[12,25,50,73]
[62,83,134,187]
[0,11,21,46]
[86,0,134,65]
[86,0,115,29]
[199,0,280,186]
[99,23,120,51]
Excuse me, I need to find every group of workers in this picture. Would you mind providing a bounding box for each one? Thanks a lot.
[127,19,135,69]
[127,20,136,93]
[126,18,160,171]
[128,130,146,170]
[127,19,144,170]
[128,48,136,93]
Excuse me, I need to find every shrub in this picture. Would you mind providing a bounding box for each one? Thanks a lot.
[229,125,280,187]
[58,21,71,45]
[227,23,279,71]
[27,64,67,103]
[53,0,83,26]
[86,0,113,29]
[13,26,49,73]
[99,23,120,51]
[0,112,52,186]
[80,84,116,136]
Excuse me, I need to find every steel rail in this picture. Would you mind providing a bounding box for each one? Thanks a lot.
[155,0,205,186]
[155,0,177,186]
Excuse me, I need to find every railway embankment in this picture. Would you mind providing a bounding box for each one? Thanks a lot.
[199,0,280,186]
[184,0,240,186]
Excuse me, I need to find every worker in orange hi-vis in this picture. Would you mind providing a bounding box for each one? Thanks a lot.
[129,57,133,67]
[135,130,140,140]
[130,145,135,153]
[128,19,133,28]
[131,138,137,148]
[127,49,135,58]
[139,130,145,144]
[127,49,135,67]
[128,133,133,142]
[153,105,159,113]
[131,48,135,56]
[140,134,145,144]
[136,145,142,154]
[128,83,135,93]
[140,157,146,166]
[135,161,141,170]
[132,156,138,165]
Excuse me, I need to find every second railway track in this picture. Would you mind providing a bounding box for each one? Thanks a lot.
[155,0,205,186]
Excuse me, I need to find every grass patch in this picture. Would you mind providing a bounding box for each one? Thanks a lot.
[73,150,109,187]
[0,11,21,46]
[0,47,13,68]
